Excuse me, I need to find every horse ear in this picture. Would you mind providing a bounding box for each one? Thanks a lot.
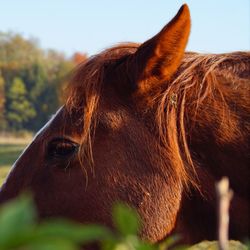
[130,4,191,95]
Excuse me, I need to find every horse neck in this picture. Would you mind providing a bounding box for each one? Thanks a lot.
[186,81,249,198]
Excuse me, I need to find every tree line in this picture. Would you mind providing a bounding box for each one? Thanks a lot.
[0,32,87,132]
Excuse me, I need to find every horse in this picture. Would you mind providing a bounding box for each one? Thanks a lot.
[0,4,249,244]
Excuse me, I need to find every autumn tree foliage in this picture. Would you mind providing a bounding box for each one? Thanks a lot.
[72,52,88,65]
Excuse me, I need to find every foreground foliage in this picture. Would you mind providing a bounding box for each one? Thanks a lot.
[0,195,247,250]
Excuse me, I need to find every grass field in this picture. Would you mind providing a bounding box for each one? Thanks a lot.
[0,136,31,186]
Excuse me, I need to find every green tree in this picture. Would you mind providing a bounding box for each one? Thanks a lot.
[0,74,6,129]
[0,32,84,132]
[6,77,36,130]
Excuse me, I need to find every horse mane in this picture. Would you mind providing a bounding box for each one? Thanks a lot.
[155,51,250,189]
[65,44,138,174]
[65,43,250,189]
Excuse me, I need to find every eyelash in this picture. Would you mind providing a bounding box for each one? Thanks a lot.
[47,138,79,159]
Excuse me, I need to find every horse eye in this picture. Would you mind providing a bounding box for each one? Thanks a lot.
[48,138,79,158]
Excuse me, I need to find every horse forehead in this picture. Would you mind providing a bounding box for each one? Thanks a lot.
[100,108,130,130]
[34,106,80,140]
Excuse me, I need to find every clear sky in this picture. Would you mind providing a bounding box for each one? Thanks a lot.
[0,0,249,57]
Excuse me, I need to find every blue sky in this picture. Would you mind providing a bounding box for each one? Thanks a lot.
[0,0,249,57]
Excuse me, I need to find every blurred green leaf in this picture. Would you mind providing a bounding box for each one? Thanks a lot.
[26,238,79,250]
[136,241,156,250]
[36,219,112,244]
[0,193,36,248]
[113,203,140,236]
[158,235,182,250]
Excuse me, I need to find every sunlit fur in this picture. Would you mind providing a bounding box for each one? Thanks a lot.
[66,45,249,192]
[65,45,249,241]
